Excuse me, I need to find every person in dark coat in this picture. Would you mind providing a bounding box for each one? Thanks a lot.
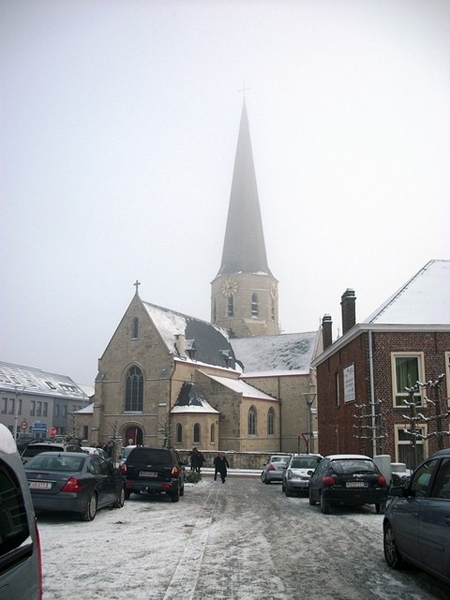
[213,452,230,483]
[189,447,199,471]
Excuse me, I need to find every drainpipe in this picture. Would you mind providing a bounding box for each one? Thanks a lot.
[278,377,282,452]
[368,330,376,457]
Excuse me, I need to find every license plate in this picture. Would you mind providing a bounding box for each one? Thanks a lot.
[346,481,367,488]
[139,471,158,478]
[29,481,52,490]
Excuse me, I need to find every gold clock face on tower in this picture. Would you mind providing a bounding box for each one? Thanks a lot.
[270,282,278,299]
[221,277,239,297]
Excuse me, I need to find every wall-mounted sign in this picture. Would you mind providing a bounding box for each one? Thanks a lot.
[343,363,356,403]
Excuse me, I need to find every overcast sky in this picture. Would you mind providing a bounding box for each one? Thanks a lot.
[1,0,449,386]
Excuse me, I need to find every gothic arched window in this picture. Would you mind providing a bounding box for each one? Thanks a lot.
[193,423,200,444]
[125,366,143,412]
[267,408,275,436]
[210,423,215,443]
[227,296,234,317]
[176,423,183,444]
[248,406,256,435]
[132,317,139,339]
[251,293,259,316]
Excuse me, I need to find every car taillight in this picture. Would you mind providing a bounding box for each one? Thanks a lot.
[377,475,386,486]
[171,466,180,477]
[35,519,43,600]
[322,475,336,486]
[61,477,81,492]
[268,464,276,471]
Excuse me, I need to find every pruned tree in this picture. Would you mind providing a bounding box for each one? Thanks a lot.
[353,398,386,456]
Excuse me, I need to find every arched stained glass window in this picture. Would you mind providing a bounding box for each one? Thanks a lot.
[251,293,259,316]
[125,366,143,411]
[210,423,215,443]
[193,423,200,443]
[267,408,275,435]
[248,407,256,435]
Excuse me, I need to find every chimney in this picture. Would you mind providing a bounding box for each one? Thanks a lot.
[322,314,333,349]
[341,289,356,335]
[174,334,186,358]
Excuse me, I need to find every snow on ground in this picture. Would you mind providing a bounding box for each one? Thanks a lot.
[37,474,449,600]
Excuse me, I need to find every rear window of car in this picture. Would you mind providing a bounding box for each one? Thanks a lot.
[0,461,30,556]
[22,445,65,458]
[25,455,86,472]
[129,448,173,466]
[330,459,377,475]
[291,457,321,469]
[270,456,289,462]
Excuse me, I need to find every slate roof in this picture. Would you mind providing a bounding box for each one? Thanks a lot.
[142,301,236,369]
[230,331,319,376]
[0,361,89,399]
[364,259,450,325]
[171,382,219,414]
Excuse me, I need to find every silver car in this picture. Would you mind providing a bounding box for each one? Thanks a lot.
[261,454,291,484]
[0,424,42,599]
[282,453,323,496]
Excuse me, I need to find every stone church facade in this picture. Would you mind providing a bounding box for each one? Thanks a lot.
[90,101,321,454]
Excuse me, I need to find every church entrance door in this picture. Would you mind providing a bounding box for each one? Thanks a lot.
[125,426,143,446]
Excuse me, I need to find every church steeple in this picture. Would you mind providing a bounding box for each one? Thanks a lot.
[217,100,272,277]
[211,101,280,338]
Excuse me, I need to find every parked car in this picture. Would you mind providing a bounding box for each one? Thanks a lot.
[309,454,388,514]
[122,446,185,502]
[24,451,125,521]
[261,454,291,484]
[81,446,108,460]
[282,453,323,496]
[383,448,450,585]
[21,441,83,465]
[0,423,42,600]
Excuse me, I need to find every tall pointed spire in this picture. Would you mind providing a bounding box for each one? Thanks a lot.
[217,100,272,277]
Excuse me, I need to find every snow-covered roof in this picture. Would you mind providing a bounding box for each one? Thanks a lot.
[171,382,219,414]
[200,372,276,400]
[230,331,319,376]
[75,402,95,414]
[364,259,450,325]
[0,361,90,400]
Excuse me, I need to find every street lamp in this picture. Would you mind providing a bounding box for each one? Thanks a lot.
[301,392,316,454]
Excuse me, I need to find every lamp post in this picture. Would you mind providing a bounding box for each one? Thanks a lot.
[301,392,316,454]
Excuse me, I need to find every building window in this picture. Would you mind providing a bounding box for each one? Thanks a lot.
[392,353,424,407]
[271,299,275,321]
[251,293,259,317]
[335,373,340,407]
[8,399,14,415]
[267,408,275,435]
[55,404,60,417]
[1,398,7,414]
[17,398,22,416]
[62,405,67,417]
[36,401,42,417]
[227,296,234,317]
[193,423,200,444]
[176,423,182,444]
[248,407,256,435]
[125,366,143,412]
[30,401,35,416]
[42,402,47,417]
[210,423,215,443]
[132,317,139,339]
[213,299,217,322]
[395,424,426,468]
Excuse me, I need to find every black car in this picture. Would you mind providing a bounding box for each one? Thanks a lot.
[24,451,125,521]
[383,448,450,585]
[122,446,185,502]
[309,454,388,514]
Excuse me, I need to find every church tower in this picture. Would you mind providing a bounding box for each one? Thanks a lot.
[211,100,280,337]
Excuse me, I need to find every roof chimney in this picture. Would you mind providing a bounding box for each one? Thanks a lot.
[174,334,186,358]
[341,289,356,335]
[322,314,333,349]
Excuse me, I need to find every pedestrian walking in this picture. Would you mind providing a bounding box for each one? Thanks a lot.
[196,450,205,473]
[213,452,230,483]
[189,447,199,471]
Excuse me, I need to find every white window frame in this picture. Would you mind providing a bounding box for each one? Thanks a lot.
[391,352,425,408]
[394,423,428,465]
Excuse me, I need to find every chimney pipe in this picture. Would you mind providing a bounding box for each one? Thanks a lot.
[322,314,333,349]
[341,289,356,335]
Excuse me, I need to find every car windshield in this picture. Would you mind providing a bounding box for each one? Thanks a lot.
[331,459,376,475]
[25,455,86,472]
[129,449,172,466]
[291,457,320,469]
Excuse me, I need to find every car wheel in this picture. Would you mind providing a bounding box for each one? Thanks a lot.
[81,492,97,521]
[319,492,330,514]
[383,523,404,569]
[169,489,180,502]
[285,486,293,497]
[124,489,132,500]
[113,486,125,508]
[309,489,317,505]
[260,472,265,483]
[180,484,185,497]
[281,481,285,492]
[375,501,386,514]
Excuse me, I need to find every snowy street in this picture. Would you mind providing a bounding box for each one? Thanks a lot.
[38,474,448,600]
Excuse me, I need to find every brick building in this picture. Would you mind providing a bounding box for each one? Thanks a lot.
[312,260,450,469]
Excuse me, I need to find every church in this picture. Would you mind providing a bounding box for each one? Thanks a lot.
[89,101,322,454]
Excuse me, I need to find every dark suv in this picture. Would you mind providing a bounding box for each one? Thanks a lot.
[122,447,185,502]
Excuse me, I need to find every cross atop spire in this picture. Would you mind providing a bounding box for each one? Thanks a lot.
[238,82,252,100]
[134,279,141,296]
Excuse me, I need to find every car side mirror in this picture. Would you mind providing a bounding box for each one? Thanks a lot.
[388,485,407,497]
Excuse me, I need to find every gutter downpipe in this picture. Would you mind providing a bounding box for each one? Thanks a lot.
[368,330,376,457]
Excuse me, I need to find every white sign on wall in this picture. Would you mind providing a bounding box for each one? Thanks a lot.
[343,363,356,403]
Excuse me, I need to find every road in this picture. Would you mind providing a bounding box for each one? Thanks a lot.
[38,474,448,600]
